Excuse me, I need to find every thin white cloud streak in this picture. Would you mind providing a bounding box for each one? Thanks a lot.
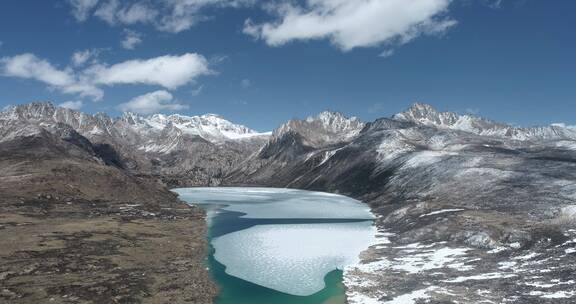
[551,123,576,129]
[118,90,188,114]
[68,0,256,33]
[67,0,100,21]
[71,49,101,66]
[379,49,395,58]
[244,0,456,51]
[121,30,143,50]
[59,100,84,110]
[94,0,158,25]
[157,0,257,33]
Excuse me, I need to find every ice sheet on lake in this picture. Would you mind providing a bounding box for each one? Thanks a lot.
[212,222,377,296]
[174,187,374,219]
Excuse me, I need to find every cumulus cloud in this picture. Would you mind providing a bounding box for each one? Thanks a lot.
[244,0,456,51]
[118,90,188,114]
[68,0,100,21]
[1,52,211,102]
[121,29,143,50]
[0,53,103,100]
[89,53,211,89]
[59,100,84,110]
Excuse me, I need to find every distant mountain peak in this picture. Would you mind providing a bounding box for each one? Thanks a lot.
[1,101,58,120]
[1,102,272,156]
[393,102,576,141]
[394,102,460,126]
[271,110,365,148]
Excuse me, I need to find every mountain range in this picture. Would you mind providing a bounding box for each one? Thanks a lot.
[1,101,576,303]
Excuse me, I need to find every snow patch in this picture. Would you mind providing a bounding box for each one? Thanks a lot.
[443,272,516,283]
[391,247,471,274]
[419,208,465,218]
[382,287,437,304]
[403,150,457,168]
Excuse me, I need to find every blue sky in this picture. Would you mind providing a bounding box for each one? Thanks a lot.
[0,0,574,131]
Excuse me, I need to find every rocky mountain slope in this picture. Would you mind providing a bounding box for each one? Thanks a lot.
[0,106,216,303]
[226,103,576,303]
[2,101,576,303]
[0,102,270,186]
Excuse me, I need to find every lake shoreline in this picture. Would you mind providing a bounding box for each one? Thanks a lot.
[175,187,378,304]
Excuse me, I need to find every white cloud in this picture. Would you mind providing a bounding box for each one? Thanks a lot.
[94,0,157,25]
[90,53,212,89]
[2,53,73,86]
[71,49,100,66]
[1,52,212,102]
[156,0,256,33]
[244,0,456,51]
[59,100,84,110]
[118,90,188,114]
[551,123,576,129]
[121,29,143,50]
[379,49,395,58]
[68,0,100,21]
[69,0,255,33]
[483,0,503,9]
[0,53,103,100]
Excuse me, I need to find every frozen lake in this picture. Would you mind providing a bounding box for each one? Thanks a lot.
[174,187,376,302]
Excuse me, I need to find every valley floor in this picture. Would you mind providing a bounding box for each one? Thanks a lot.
[0,197,216,304]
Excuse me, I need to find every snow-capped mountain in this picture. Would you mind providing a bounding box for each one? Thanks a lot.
[0,102,270,186]
[271,111,365,148]
[121,112,269,142]
[3,101,576,303]
[394,102,576,141]
[225,103,576,304]
[1,102,269,146]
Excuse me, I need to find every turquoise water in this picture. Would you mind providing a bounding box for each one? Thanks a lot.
[208,213,349,304]
[174,188,375,304]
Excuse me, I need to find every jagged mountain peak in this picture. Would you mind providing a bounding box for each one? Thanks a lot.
[306,110,354,121]
[140,112,268,141]
[271,110,365,148]
[393,102,576,141]
[1,101,58,120]
[394,102,464,126]
[200,113,225,120]
[119,112,146,125]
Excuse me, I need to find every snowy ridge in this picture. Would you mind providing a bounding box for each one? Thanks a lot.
[0,102,271,154]
[394,102,576,141]
[271,111,365,147]
[128,112,270,141]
